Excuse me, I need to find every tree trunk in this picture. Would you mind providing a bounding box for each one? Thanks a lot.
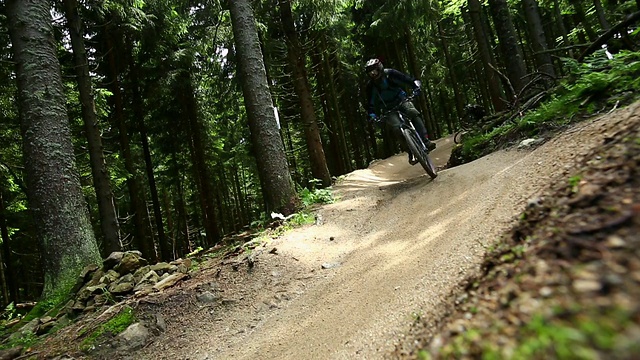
[311,47,342,175]
[522,0,557,78]
[569,0,598,41]
[105,31,155,262]
[437,21,465,124]
[321,34,352,173]
[0,192,18,304]
[179,72,220,245]
[126,40,170,260]
[468,0,505,111]
[593,0,611,30]
[229,0,298,215]
[62,0,121,256]
[404,27,437,137]
[279,0,332,188]
[488,0,528,96]
[552,0,574,58]
[7,0,101,298]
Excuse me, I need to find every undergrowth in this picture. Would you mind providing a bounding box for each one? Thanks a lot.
[80,306,136,352]
[453,50,640,165]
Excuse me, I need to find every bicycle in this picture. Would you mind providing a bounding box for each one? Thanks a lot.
[454,104,486,145]
[375,95,438,179]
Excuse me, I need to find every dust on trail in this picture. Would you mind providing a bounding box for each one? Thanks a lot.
[131,101,638,360]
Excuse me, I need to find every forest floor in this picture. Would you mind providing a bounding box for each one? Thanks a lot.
[32,100,639,359]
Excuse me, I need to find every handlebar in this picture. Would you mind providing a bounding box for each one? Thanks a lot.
[379,94,417,118]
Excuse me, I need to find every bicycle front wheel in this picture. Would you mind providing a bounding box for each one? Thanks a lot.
[453,129,467,144]
[404,129,437,179]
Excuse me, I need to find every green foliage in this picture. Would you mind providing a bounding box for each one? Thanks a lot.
[436,305,636,359]
[81,306,136,351]
[455,50,640,166]
[299,187,334,207]
[0,330,38,350]
[297,179,334,207]
[568,175,582,193]
[2,303,18,322]
[285,212,315,227]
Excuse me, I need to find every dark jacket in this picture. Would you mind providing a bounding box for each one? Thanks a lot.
[366,68,419,114]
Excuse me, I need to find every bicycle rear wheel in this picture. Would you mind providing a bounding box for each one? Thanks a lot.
[404,129,437,179]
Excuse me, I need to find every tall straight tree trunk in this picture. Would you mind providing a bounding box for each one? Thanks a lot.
[126,40,169,260]
[229,0,298,215]
[522,0,557,79]
[311,47,343,175]
[404,27,436,137]
[552,0,574,57]
[437,21,465,124]
[488,0,528,96]
[593,0,611,30]
[7,0,101,299]
[105,31,155,262]
[179,72,220,245]
[468,0,505,111]
[62,0,121,256]
[321,34,352,173]
[279,0,331,187]
[0,192,17,304]
[569,0,598,41]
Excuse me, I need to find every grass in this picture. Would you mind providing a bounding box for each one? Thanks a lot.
[80,306,136,352]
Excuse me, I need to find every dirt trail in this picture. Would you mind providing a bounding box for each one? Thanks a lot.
[130,102,639,360]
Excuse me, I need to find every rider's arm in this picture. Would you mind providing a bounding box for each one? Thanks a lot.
[387,69,421,91]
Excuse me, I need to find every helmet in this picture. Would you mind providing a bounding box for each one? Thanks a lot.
[365,58,383,80]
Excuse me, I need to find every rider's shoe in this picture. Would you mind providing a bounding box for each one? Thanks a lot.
[408,153,419,165]
[425,139,436,151]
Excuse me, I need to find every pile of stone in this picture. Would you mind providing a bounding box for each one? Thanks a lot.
[4,251,191,352]
[66,251,191,315]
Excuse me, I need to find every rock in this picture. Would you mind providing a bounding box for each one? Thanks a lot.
[171,258,192,270]
[572,279,602,292]
[37,320,56,335]
[321,263,338,269]
[100,270,120,285]
[150,262,173,275]
[8,318,39,342]
[103,252,125,270]
[134,271,160,292]
[153,273,187,292]
[114,252,148,275]
[109,281,135,294]
[117,323,150,350]
[518,138,537,148]
[0,346,23,360]
[93,294,109,307]
[151,314,167,333]
[196,291,218,304]
[71,264,100,293]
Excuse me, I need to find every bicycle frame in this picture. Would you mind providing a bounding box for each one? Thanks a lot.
[379,96,437,179]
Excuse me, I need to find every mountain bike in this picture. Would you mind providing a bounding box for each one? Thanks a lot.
[377,96,438,179]
[454,104,486,144]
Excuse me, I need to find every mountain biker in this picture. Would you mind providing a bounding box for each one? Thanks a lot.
[364,58,435,165]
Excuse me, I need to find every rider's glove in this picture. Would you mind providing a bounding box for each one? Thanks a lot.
[412,87,421,97]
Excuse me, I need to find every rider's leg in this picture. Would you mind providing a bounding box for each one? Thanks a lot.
[384,112,416,164]
[400,102,436,151]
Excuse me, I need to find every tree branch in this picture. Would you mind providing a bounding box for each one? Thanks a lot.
[578,11,640,62]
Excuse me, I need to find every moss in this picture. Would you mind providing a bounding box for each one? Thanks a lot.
[0,330,39,350]
[80,306,136,352]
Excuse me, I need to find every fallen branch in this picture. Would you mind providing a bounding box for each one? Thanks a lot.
[578,11,640,62]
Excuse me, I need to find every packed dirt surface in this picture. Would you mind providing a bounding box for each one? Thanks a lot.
[47,101,638,360]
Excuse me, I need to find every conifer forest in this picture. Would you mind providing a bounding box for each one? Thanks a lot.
[0,0,639,310]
